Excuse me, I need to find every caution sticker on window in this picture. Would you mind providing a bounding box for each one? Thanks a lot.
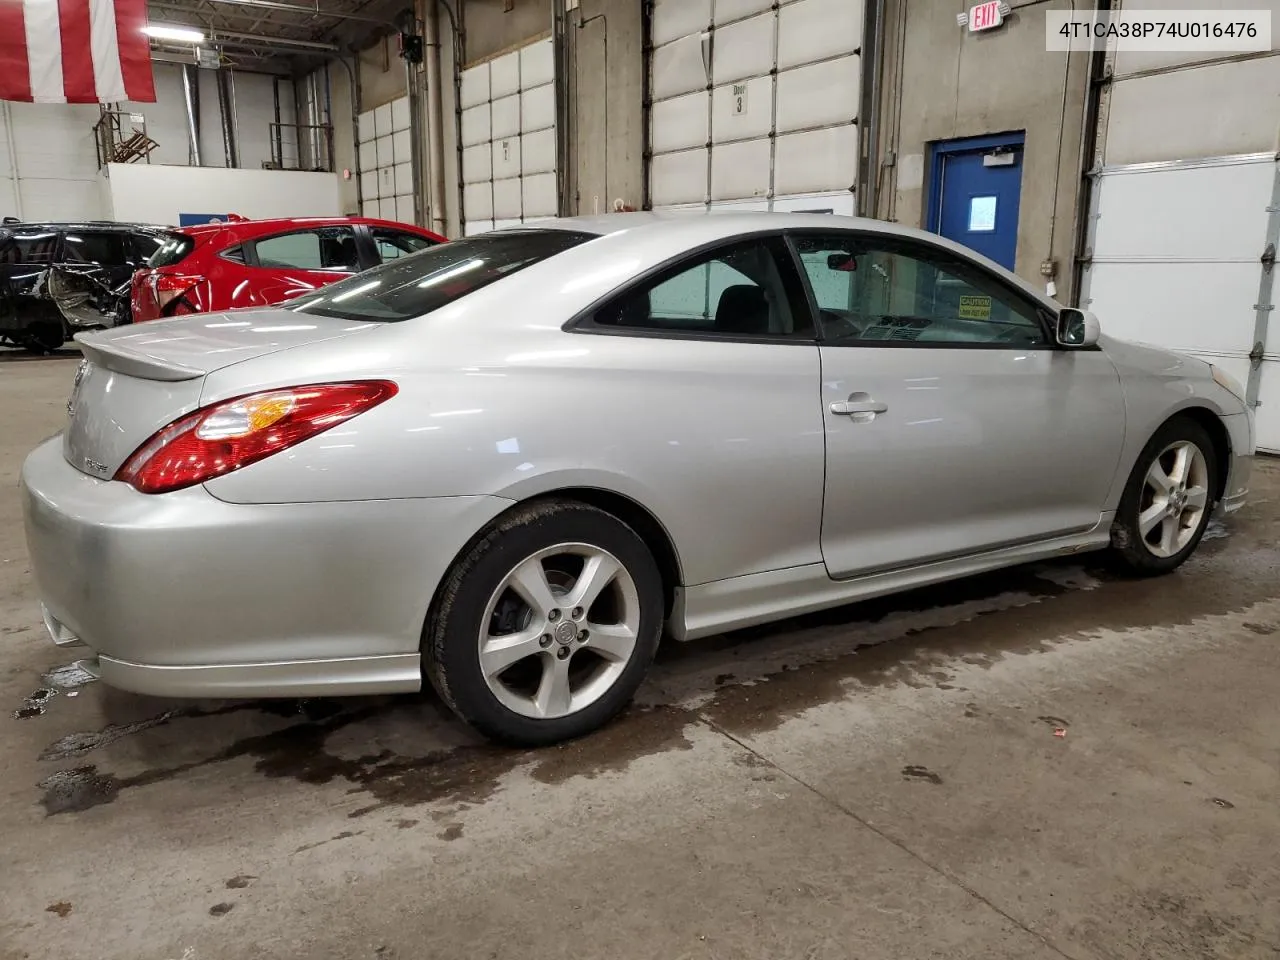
[959,295,992,320]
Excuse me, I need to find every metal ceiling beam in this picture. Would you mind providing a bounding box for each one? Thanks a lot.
[211,29,339,50]
[194,0,396,25]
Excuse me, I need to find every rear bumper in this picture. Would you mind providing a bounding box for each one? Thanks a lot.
[21,437,511,697]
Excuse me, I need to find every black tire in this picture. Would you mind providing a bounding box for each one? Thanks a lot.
[423,499,664,746]
[1109,416,1219,576]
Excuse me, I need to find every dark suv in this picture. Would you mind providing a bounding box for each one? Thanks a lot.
[0,220,171,353]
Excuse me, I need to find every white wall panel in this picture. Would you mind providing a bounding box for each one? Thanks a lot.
[492,136,521,180]
[358,110,376,142]
[462,143,492,183]
[1255,363,1280,454]
[396,194,414,222]
[392,129,412,164]
[774,126,858,193]
[374,103,393,137]
[464,182,493,219]
[461,105,491,146]
[465,219,494,236]
[712,13,775,85]
[1102,58,1280,165]
[522,84,556,131]
[104,163,340,225]
[649,0,861,213]
[651,93,709,154]
[493,176,523,219]
[776,56,859,131]
[653,0,711,45]
[778,0,863,69]
[378,166,395,199]
[522,172,559,217]
[460,65,490,108]
[772,191,855,215]
[712,77,773,142]
[715,0,772,23]
[361,170,378,199]
[710,137,771,200]
[460,35,557,232]
[522,128,556,175]
[492,94,521,139]
[651,149,709,205]
[375,135,393,168]
[358,139,377,171]
[491,51,521,98]
[394,162,413,195]
[651,35,710,100]
[391,98,410,133]
[520,38,555,88]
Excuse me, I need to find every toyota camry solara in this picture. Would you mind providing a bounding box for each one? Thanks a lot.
[20,212,1254,745]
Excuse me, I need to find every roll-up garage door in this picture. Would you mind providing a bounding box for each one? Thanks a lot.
[1076,11,1280,453]
[358,96,415,223]
[459,36,559,236]
[648,0,862,215]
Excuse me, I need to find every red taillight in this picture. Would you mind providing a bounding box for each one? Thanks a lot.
[151,273,204,315]
[114,381,398,494]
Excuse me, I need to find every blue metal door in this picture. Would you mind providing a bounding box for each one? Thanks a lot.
[929,133,1025,271]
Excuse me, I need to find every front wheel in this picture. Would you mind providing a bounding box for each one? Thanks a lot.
[423,500,664,746]
[1110,417,1219,575]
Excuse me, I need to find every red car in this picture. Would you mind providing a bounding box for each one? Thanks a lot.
[131,216,446,321]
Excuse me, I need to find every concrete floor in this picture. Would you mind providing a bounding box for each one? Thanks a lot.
[3,352,1280,960]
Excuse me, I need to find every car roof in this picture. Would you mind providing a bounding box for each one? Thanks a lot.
[178,216,440,239]
[511,211,1054,311]
[2,220,167,233]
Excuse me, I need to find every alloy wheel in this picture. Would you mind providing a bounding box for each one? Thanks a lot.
[478,543,641,720]
[1138,440,1210,558]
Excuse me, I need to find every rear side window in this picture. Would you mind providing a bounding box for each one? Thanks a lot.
[63,231,129,266]
[287,229,598,322]
[0,229,58,265]
[147,233,196,268]
[253,227,360,273]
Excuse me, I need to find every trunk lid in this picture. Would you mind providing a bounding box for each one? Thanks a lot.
[62,309,376,479]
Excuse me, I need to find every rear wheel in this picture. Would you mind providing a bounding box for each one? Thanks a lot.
[1110,417,1218,575]
[423,500,664,746]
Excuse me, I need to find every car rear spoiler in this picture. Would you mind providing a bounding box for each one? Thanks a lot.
[74,333,203,382]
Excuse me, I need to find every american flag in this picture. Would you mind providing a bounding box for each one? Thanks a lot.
[0,0,156,104]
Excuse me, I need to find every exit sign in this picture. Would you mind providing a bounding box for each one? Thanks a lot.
[959,0,1008,31]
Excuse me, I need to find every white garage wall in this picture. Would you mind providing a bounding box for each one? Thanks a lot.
[459,36,559,235]
[0,64,301,223]
[358,95,416,224]
[648,0,861,215]
[102,162,341,226]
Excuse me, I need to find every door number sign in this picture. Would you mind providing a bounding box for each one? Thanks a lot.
[732,83,748,116]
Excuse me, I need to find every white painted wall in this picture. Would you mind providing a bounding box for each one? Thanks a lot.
[102,162,340,226]
[0,64,302,222]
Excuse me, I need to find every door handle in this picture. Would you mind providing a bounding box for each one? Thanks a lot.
[830,400,888,416]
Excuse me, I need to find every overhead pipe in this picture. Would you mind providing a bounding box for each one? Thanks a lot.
[405,14,426,225]
[209,31,339,51]
[335,55,363,212]
[216,68,239,168]
[432,0,464,236]
[181,62,202,166]
[196,0,396,25]
[423,0,447,236]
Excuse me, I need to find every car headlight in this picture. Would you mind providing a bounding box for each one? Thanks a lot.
[1210,364,1247,405]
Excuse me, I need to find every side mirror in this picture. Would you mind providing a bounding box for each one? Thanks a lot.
[1056,307,1099,347]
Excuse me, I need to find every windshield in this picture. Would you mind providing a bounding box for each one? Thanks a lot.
[286,229,598,322]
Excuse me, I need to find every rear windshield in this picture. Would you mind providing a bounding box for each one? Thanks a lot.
[146,232,197,268]
[286,229,598,322]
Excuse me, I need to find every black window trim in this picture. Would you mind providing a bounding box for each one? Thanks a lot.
[564,229,821,347]
[782,228,1077,351]
[241,225,363,274]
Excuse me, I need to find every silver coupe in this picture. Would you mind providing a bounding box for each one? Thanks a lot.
[21,213,1254,745]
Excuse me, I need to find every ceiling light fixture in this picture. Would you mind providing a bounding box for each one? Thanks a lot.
[142,24,206,43]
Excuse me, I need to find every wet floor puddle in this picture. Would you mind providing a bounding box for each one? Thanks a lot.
[25,535,1280,819]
